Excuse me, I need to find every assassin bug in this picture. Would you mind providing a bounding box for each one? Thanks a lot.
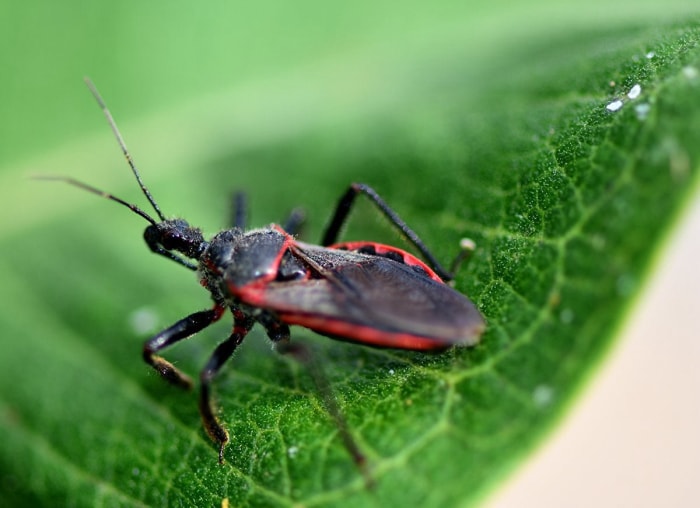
[46,78,485,470]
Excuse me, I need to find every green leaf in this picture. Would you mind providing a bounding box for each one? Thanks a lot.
[1,5,699,507]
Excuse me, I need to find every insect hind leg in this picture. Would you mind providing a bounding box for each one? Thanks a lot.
[322,183,458,281]
[257,311,371,484]
[275,340,374,488]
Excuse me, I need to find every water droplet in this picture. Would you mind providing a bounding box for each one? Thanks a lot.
[287,446,299,458]
[682,66,698,80]
[129,307,159,334]
[459,237,476,251]
[627,83,641,99]
[606,99,624,112]
[634,103,651,121]
[533,385,554,407]
[560,308,574,324]
[645,51,655,59]
[388,368,395,375]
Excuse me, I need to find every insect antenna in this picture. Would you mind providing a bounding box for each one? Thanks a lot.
[34,175,158,226]
[83,77,167,222]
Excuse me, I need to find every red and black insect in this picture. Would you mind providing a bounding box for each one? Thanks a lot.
[47,79,485,469]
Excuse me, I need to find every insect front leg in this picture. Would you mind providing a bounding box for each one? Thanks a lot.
[143,306,225,389]
[322,183,465,281]
[199,313,255,464]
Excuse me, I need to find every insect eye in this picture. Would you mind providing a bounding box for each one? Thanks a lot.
[160,230,181,249]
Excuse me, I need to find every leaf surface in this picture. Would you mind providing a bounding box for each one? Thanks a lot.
[0,7,699,507]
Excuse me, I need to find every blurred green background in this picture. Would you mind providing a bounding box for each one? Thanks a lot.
[1,2,699,507]
[2,1,697,188]
[1,1,697,226]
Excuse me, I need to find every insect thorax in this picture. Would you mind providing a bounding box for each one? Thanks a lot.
[199,227,300,303]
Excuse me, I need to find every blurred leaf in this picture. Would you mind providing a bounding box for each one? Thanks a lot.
[0,6,699,508]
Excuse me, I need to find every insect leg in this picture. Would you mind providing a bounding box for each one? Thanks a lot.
[230,191,248,229]
[199,315,255,464]
[448,237,476,279]
[257,312,291,342]
[322,183,459,281]
[231,191,305,234]
[143,306,225,389]
[282,207,306,235]
[275,340,373,488]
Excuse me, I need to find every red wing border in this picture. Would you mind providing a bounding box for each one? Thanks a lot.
[236,250,485,350]
[328,241,444,283]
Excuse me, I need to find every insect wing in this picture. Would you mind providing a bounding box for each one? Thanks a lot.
[237,245,485,350]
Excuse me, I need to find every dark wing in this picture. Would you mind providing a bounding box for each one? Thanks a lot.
[238,248,485,350]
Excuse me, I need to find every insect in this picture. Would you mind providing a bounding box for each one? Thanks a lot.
[47,78,486,468]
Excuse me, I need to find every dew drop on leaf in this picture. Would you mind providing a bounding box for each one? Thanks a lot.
[606,99,624,112]
[627,83,642,99]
